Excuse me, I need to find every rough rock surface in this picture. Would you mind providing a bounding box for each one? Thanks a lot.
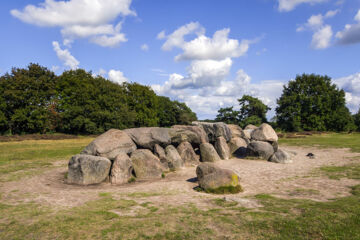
[228,137,248,157]
[214,136,231,160]
[169,129,201,146]
[81,129,136,160]
[245,124,257,130]
[247,141,275,160]
[196,162,240,190]
[165,145,184,170]
[172,125,208,143]
[130,149,163,179]
[251,123,278,142]
[153,144,169,170]
[110,153,133,184]
[177,141,200,166]
[200,143,221,162]
[192,121,232,142]
[124,127,171,150]
[227,124,243,138]
[269,149,293,164]
[68,154,111,185]
[242,129,253,140]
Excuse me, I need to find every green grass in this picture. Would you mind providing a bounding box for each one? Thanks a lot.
[319,164,360,180]
[279,132,360,152]
[0,137,94,182]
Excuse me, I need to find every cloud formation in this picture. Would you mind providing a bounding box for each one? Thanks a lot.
[336,9,360,45]
[334,72,360,113]
[278,0,327,12]
[52,41,79,69]
[108,69,128,84]
[11,0,134,47]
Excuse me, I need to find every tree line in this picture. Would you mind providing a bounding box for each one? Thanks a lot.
[0,63,197,135]
[216,74,359,132]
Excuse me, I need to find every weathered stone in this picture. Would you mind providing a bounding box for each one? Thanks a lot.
[192,121,232,142]
[196,162,240,191]
[244,124,257,130]
[228,137,248,158]
[177,141,200,166]
[131,149,163,179]
[271,141,279,152]
[68,154,111,185]
[169,129,201,146]
[214,136,231,160]
[269,149,293,164]
[242,129,253,140]
[172,125,208,143]
[110,153,133,184]
[124,127,171,150]
[165,145,184,170]
[227,124,243,138]
[251,123,278,142]
[154,144,169,170]
[81,129,136,160]
[200,143,221,162]
[247,141,275,160]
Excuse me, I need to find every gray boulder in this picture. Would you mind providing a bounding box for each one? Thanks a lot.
[196,162,241,191]
[227,124,243,138]
[214,136,231,160]
[169,129,201,146]
[110,153,133,184]
[172,125,209,143]
[269,149,293,164]
[251,123,278,142]
[192,121,232,142]
[68,154,111,185]
[165,145,184,170]
[200,143,221,162]
[130,149,163,179]
[177,141,200,166]
[124,127,171,150]
[154,144,169,170]
[228,137,248,158]
[244,124,257,130]
[81,129,136,160]
[242,129,253,140]
[247,141,275,160]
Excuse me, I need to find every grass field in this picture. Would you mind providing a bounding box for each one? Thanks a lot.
[0,134,360,239]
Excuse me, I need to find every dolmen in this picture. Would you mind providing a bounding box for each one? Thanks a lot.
[67,122,292,190]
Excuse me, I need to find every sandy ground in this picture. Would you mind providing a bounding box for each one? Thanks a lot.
[1,146,360,211]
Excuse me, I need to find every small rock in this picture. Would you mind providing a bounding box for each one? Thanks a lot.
[269,149,293,164]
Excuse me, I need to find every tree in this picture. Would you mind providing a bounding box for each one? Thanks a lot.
[354,109,360,131]
[238,95,270,127]
[215,107,239,124]
[276,74,354,132]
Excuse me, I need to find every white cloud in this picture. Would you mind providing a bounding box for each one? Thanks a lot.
[334,73,360,113]
[157,30,166,40]
[11,0,134,47]
[297,10,337,49]
[141,44,149,51]
[336,10,360,45]
[108,69,128,84]
[278,0,327,12]
[52,41,79,69]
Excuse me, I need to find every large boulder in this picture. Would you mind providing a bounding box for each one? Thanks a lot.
[165,145,184,170]
[196,163,241,192]
[68,154,111,185]
[241,129,253,140]
[247,141,274,160]
[81,129,136,160]
[200,143,221,162]
[169,129,201,146]
[154,144,169,170]
[177,141,200,166]
[214,137,231,160]
[251,123,278,142]
[192,121,232,142]
[130,149,163,179]
[172,125,208,143]
[110,153,133,184]
[245,124,257,130]
[228,137,248,158]
[124,127,171,150]
[227,124,243,138]
[269,149,293,164]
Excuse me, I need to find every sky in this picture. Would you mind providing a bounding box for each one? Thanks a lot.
[1,0,360,119]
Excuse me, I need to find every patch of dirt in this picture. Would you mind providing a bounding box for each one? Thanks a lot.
[1,146,360,210]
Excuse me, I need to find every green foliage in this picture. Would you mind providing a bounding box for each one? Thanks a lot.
[353,108,360,131]
[0,64,197,135]
[203,185,243,194]
[215,106,239,124]
[276,74,355,132]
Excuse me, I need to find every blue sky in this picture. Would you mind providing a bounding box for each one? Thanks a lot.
[1,0,360,119]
